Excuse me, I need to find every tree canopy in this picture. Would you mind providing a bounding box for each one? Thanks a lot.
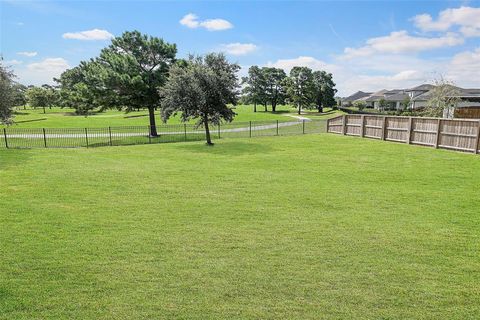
[284,66,314,115]
[160,53,239,145]
[311,70,337,113]
[57,30,177,136]
[0,60,15,125]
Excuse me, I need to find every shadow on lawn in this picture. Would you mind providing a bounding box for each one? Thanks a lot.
[178,140,275,156]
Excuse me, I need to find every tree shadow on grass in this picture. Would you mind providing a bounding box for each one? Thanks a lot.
[177,140,275,156]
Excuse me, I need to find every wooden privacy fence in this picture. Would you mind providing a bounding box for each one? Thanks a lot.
[327,114,480,154]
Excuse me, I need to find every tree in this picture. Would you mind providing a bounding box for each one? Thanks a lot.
[425,78,462,118]
[262,67,286,112]
[284,66,314,115]
[378,98,387,111]
[55,65,100,115]
[25,86,58,113]
[353,100,367,111]
[0,60,15,124]
[12,83,27,109]
[242,66,267,112]
[311,70,337,113]
[58,31,177,136]
[160,53,239,145]
[401,96,411,110]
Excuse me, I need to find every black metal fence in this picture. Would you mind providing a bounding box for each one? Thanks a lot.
[0,119,327,149]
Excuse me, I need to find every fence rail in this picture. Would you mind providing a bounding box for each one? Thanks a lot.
[1,119,327,149]
[327,114,480,154]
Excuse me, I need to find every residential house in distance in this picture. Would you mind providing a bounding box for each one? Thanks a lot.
[342,84,480,118]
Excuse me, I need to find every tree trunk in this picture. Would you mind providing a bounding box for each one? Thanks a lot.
[148,106,158,137]
[264,102,267,112]
[254,102,257,113]
[298,103,301,115]
[317,105,323,113]
[43,106,46,114]
[272,101,277,112]
[204,119,213,145]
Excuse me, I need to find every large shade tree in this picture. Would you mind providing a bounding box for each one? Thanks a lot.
[0,60,15,124]
[25,86,58,113]
[242,66,267,112]
[58,31,177,136]
[160,53,239,145]
[284,66,314,115]
[311,70,337,113]
[263,67,286,112]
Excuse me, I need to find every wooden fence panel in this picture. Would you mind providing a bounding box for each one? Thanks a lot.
[327,116,344,134]
[345,115,362,136]
[327,114,480,155]
[410,118,438,146]
[364,116,383,139]
[385,117,409,143]
[439,119,478,152]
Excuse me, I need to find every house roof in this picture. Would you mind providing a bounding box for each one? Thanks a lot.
[343,91,372,102]
[363,89,387,102]
[384,93,409,102]
[385,89,402,95]
[406,84,435,92]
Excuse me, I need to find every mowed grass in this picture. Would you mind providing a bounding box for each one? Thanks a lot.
[1,134,479,319]
[3,105,342,129]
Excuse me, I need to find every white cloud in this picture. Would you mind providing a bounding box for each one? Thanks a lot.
[446,48,480,86]
[17,51,37,57]
[27,58,69,72]
[14,58,70,85]
[266,56,338,73]
[342,31,463,58]
[5,59,23,65]
[62,28,113,40]
[221,43,257,55]
[412,6,480,37]
[179,13,233,31]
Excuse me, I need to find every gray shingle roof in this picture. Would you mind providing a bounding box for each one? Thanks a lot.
[343,91,372,102]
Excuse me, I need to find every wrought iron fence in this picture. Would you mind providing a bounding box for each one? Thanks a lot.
[1,119,327,149]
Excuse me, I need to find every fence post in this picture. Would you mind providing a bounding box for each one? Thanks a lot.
[85,128,89,148]
[108,127,113,146]
[360,115,365,138]
[302,120,305,134]
[43,128,47,148]
[249,121,252,138]
[342,115,347,135]
[184,124,187,141]
[276,120,279,136]
[435,119,442,149]
[381,116,387,140]
[474,120,480,154]
[407,117,413,144]
[3,128,8,149]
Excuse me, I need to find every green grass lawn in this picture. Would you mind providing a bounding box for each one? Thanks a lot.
[1,134,478,319]
[4,105,343,129]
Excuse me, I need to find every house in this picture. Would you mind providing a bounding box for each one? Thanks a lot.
[342,91,372,106]
[343,84,480,118]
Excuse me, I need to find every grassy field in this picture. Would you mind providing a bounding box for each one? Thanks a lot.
[1,134,479,319]
[4,105,343,129]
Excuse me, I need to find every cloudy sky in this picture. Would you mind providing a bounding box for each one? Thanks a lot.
[1,0,480,96]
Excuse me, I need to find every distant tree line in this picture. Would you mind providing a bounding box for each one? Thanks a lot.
[242,65,337,115]
[1,30,338,144]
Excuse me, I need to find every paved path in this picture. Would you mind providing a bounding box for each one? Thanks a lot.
[4,120,308,139]
[284,114,312,121]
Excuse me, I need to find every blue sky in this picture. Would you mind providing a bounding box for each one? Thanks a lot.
[1,0,480,95]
